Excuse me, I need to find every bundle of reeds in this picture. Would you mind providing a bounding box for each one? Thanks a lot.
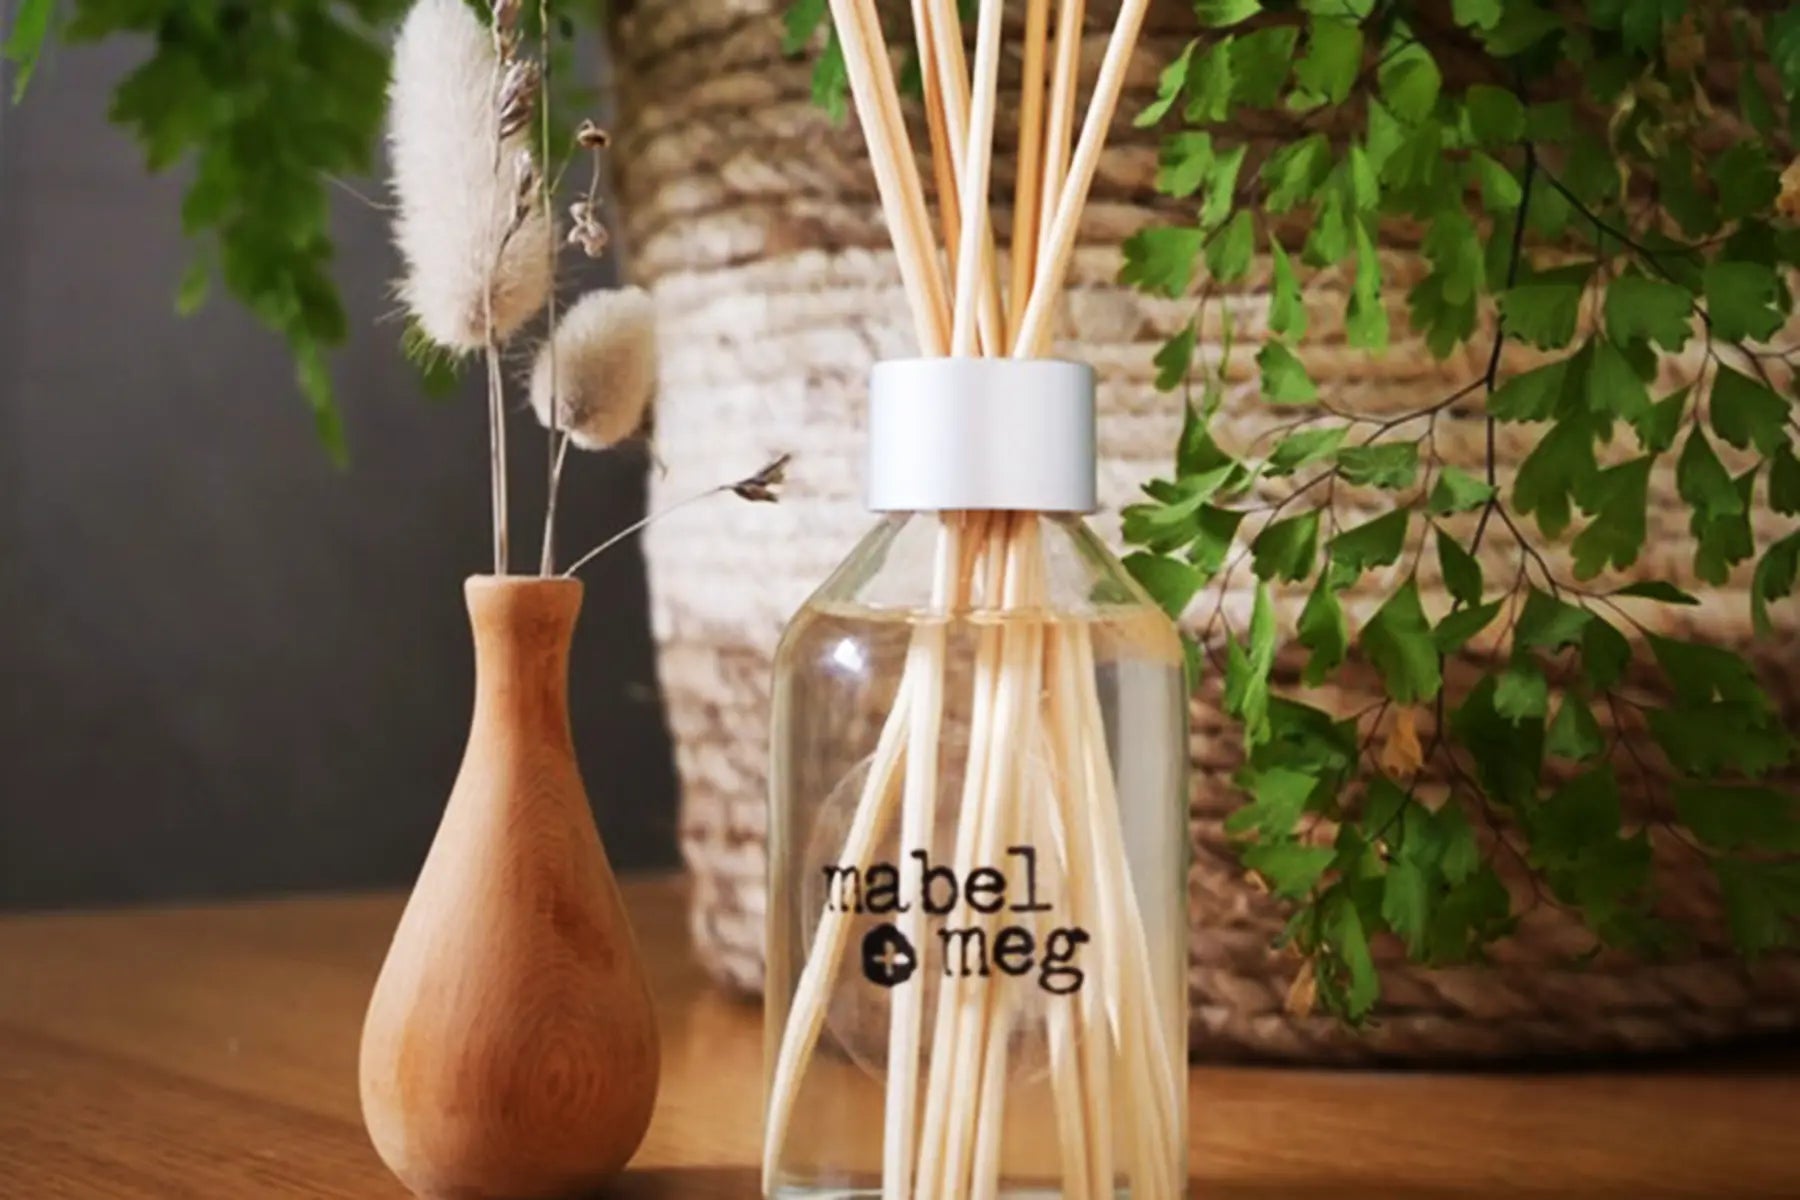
[761,1,1183,1195]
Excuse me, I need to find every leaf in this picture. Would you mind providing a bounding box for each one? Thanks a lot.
[1713,857,1800,957]
[1647,634,1766,707]
[1500,264,1593,350]
[1121,226,1205,296]
[1206,209,1256,282]
[1710,365,1790,455]
[1155,131,1214,198]
[1547,695,1606,760]
[1190,504,1246,578]
[1226,584,1279,743]
[1243,840,1336,898]
[1251,508,1321,581]
[1676,427,1745,524]
[1153,325,1196,391]
[1196,0,1263,28]
[1136,38,1196,126]
[1612,580,1700,605]
[782,0,829,51]
[1257,340,1317,403]
[1649,703,1793,777]
[1267,425,1345,475]
[1570,456,1652,579]
[1125,552,1204,619]
[1452,676,1544,805]
[1329,509,1409,587]
[1515,587,1591,651]
[1675,785,1800,853]
[1489,356,1573,422]
[1603,274,1695,352]
[1752,530,1800,636]
[1346,221,1388,349]
[1495,661,1550,721]
[1362,580,1442,703]
[1703,261,1786,343]
[1262,134,1332,212]
[1633,386,1688,454]
[1452,0,1502,29]
[1383,859,1432,956]
[1337,442,1419,489]
[1514,418,1599,538]
[3,0,54,101]
[1184,37,1236,123]
[1378,44,1441,123]
[1293,17,1363,106]
[1469,151,1521,211]
[1479,1,1563,55]
[1297,577,1348,684]
[1693,468,1757,586]
[1230,25,1299,107]
[1268,239,1307,338]
[1582,615,1632,690]
[1465,84,1524,145]
[1229,766,1319,838]
[1771,445,1800,515]
[1588,338,1650,422]
[1379,706,1425,778]
[1429,465,1495,514]
[1323,892,1380,1017]
[1200,143,1248,228]
[1435,599,1502,653]
[1436,526,1483,605]
[1715,142,1780,222]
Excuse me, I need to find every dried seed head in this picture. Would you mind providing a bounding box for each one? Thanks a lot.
[491,0,521,33]
[388,0,552,352]
[529,287,658,449]
[511,149,540,221]
[731,454,791,503]
[496,57,541,141]
[567,199,609,258]
[576,119,612,150]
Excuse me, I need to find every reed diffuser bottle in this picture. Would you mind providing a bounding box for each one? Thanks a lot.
[765,359,1189,1199]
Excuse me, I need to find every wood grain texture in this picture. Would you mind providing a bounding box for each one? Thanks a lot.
[1,877,1797,1198]
[358,578,659,1199]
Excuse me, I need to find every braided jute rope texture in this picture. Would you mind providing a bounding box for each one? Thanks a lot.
[613,0,1800,1061]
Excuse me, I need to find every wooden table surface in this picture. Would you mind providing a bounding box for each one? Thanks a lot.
[2,875,1796,1199]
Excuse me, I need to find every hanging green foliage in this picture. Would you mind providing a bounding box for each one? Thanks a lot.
[1119,0,1800,1018]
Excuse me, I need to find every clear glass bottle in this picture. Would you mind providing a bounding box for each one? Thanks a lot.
[763,360,1189,1199]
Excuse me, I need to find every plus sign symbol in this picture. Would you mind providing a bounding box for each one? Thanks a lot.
[861,922,918,988]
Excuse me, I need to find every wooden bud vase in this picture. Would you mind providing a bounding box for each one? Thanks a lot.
[360,576,660,1200]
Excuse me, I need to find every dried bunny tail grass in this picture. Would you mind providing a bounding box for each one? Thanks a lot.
[388,0,551,353]
[529,286,657,450]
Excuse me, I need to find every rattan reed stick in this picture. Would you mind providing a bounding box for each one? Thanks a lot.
[950,0,1005,355]
[923,0,1006,351]
[1008,0,1052,344]
[760,668,915,1195]
[827,0,950,353]
[1038,0,1085,256]
[910,0,964,264]
[1013,0,1151,356]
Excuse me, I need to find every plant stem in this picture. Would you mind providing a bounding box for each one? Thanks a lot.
[538,0,562,576]
[561,480,720,578]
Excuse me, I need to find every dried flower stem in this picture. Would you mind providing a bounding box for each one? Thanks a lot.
[538,0,563,577]
[561,455,789,579]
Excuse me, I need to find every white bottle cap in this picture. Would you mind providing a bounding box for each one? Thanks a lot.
[865,357,1098,513]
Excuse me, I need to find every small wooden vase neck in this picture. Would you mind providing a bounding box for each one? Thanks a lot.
[360,576,660,1200]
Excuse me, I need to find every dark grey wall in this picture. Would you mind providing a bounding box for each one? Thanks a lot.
[0,37,679,909]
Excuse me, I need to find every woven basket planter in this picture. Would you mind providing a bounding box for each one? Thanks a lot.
[612,0,1800,1061]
